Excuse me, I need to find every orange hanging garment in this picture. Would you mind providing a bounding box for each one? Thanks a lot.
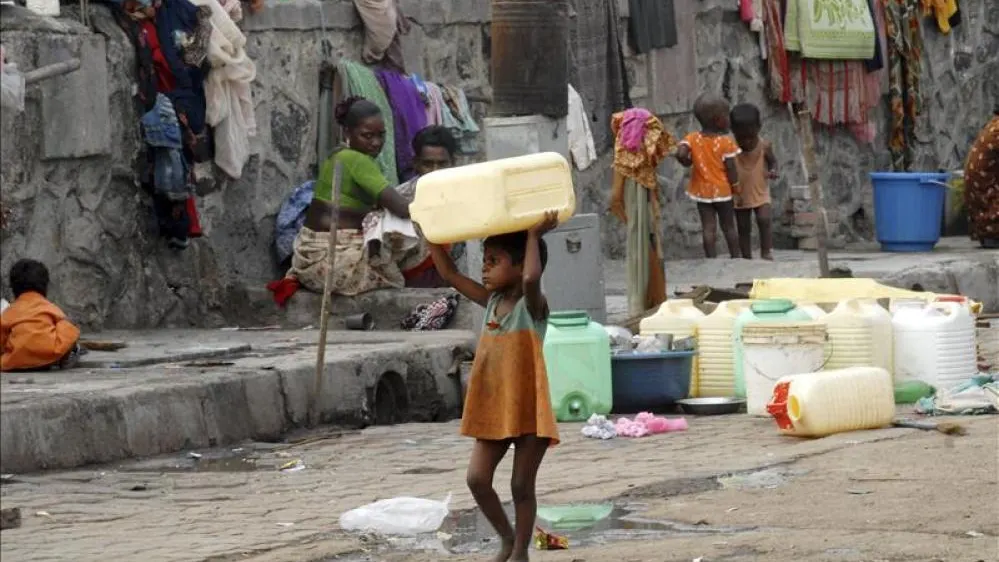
[0,292,81,372]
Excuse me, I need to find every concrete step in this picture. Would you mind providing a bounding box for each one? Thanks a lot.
[233,286,482,333]
[0,330,476,474]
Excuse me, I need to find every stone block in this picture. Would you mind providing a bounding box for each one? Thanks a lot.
[483,115,569,161]
[797,236,818,250]
[789,185,811,200]
[790,224,815,238]
[794,212,818,226]
[792,199,811,213]
[40,35,111,159]
[242,0,358,31]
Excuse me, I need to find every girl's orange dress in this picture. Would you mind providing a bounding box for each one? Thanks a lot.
[460,294,560,445]
[680,132,741,202]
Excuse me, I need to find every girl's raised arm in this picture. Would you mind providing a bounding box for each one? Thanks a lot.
[523,211,558,320]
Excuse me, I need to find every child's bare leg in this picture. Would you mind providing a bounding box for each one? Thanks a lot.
[467,439,514,561]
[696,203,719,258]
[756,204,774,260]
[735,208,754,259]
[717,201,741,258]
[509,434,550,561]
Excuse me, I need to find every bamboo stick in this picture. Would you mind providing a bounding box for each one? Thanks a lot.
[309,161,344,427]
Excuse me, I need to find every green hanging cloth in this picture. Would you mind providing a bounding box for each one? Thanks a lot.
[337,60,398,185]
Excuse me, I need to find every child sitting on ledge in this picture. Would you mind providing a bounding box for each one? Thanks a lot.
[1,259,81,372]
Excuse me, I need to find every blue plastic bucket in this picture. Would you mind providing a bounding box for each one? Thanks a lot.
[610,350,696,413]
[870,172,950,252]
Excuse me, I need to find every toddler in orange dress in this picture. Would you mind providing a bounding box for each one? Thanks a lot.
[675,94,742,258]
[425,211,561,562]
[730,103,779,260]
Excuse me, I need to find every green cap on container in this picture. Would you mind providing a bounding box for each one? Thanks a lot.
[750,299,796,314]
[548,311,591,327]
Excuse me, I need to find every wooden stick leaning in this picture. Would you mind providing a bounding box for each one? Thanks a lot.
[788,103,831,278]
[309,161,344,427]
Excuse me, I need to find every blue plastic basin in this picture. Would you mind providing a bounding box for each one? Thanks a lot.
[870,172,950,252]
[610,351,695,413]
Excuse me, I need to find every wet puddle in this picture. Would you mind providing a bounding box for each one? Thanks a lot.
[329,503,752,560]
[116,450,274,473]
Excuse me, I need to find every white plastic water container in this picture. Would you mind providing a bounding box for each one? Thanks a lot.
[410,152,576,244]
[766,367,895,438]
[740,322,827,416]
[821,299,893,374]
[892,301,977,393]
[696,299,754,397]
[26,0,60,16]
[640,299,705,396]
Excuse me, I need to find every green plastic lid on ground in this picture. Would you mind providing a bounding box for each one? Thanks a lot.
[536,504,614,530]
[894,380,935,404]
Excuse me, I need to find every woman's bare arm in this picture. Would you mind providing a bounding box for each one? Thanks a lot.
[377,188,411,219]
[426,241,489,307]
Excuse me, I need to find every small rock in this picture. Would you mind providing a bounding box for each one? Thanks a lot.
[0,507,21,530]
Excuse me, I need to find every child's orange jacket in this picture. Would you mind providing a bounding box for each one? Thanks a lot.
[0,292,80,372]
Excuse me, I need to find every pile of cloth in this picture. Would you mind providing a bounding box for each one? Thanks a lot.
[581,412,688,439]
[110,0,256,248]
[915,375,999,416]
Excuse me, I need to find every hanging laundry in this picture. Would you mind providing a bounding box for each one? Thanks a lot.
[439,85,480,155]
[142,94,190,202]
[645,0,696,115]
[274,180,316,266]
[885,0,924,171]
[567,84,597,171]
[376,69,428,181]
[567,0,630,151]
[422,80,445,126]
[626,0,677,53]
[353,0,409,72]
[338,60,398,184]
[192,0,258,180]
[921,0,959,33]
[790,0,876,60]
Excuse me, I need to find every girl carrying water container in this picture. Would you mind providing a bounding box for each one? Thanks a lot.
[425,211,561,562]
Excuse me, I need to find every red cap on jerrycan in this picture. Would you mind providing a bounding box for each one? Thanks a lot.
[766,381,795,430]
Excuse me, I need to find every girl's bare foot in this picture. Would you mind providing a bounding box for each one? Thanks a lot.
[491,538,514,561]
[762,252,774,261]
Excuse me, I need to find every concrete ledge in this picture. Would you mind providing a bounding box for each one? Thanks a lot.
[242,0,490,32]
[0,330,475,473]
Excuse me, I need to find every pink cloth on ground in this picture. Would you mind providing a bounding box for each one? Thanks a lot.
[616,412,688,438]
[618,108,654,152]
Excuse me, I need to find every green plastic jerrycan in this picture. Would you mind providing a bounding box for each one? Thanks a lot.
[732,299,818,398]
[543,311,613,422]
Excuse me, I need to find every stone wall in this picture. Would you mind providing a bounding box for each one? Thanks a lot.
[591,0,999,259]
[1,0,996,329]
[0,0,491,329]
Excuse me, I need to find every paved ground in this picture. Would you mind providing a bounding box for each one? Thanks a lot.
[1,414,995,562]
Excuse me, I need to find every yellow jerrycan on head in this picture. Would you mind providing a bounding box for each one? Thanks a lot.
[639,299,705,397]
[409,152,576,245]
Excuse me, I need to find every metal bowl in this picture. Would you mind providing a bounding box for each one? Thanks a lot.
[676,397,745,416]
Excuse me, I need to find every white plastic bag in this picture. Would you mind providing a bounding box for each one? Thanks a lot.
[1,60,25,113]
[339,493,451,535]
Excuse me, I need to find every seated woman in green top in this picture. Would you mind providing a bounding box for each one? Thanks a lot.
[286,97,439,296]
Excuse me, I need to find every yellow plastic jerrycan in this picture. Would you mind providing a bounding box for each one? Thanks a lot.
[822,299,894,374]
[767,366,895,438]
[409,152,576,244]
[639,299,705,396]
[695,299,754,397]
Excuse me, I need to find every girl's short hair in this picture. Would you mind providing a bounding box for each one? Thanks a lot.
[730,103,762,133]
[483,231,548,271]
